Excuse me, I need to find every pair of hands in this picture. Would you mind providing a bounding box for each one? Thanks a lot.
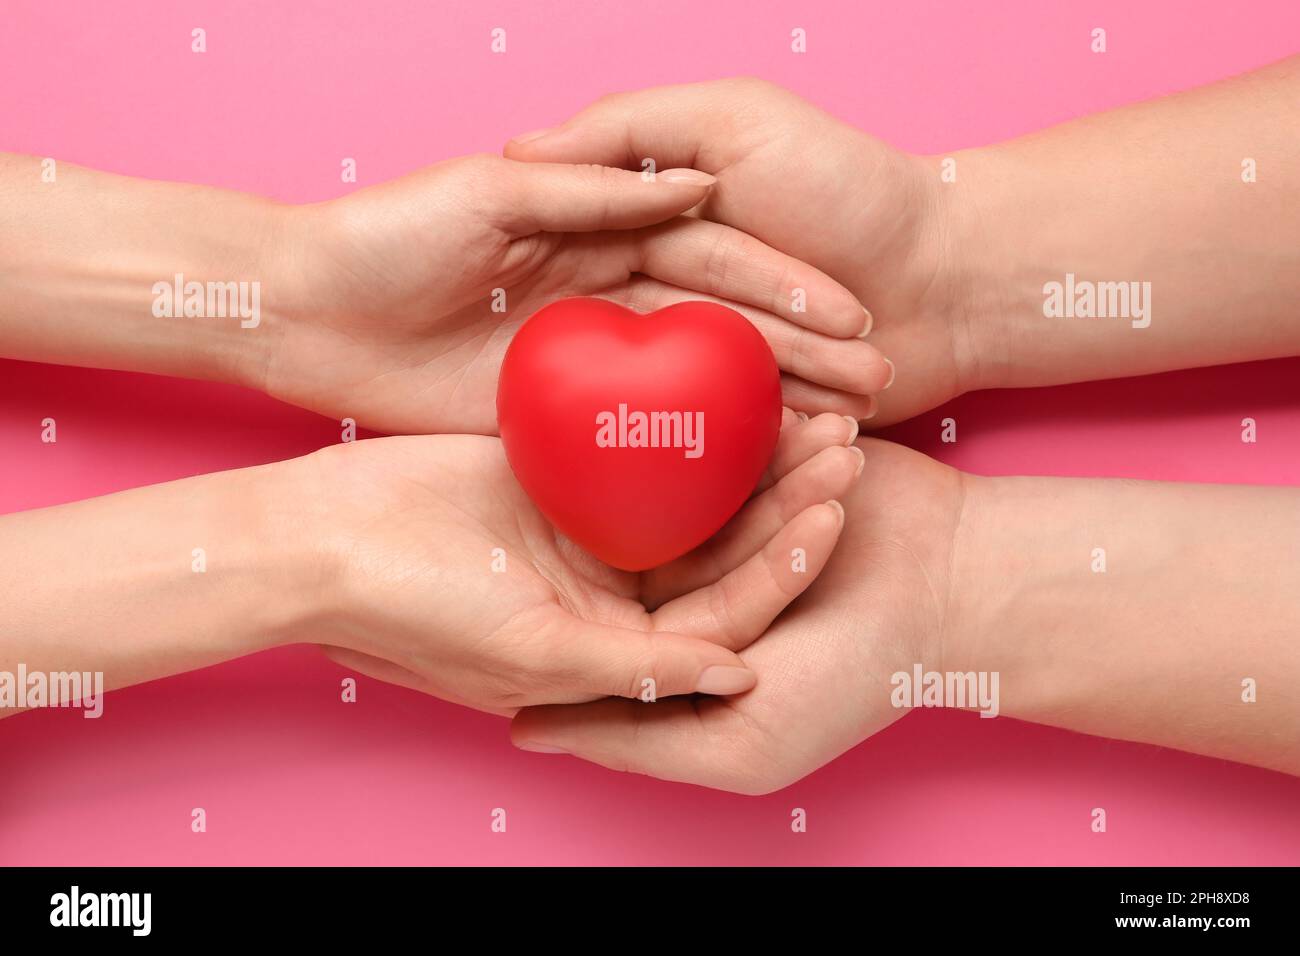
[240,79,974,793]
[252,79,974,436]
[7,65,1299,787]
[266,426,957,795]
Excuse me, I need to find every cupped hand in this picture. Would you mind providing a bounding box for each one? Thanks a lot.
[261,154,891,434]
[289,410,866,716]
[510,438,967,793]
[506,79,983,427]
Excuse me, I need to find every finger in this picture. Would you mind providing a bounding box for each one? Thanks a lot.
[601,275,886,392]
[522,605,758,702]
[757,412,859,493]
[505,80,767,172]
[642,443,865,607]
[511,697,749,791]
[651,501,844,651]
[780,373,879,422]
[495,159,716,235]
[622,218,873,338]
[743,310,887,391]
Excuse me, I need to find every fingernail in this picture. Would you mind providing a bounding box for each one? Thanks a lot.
[516,742,569,754]
[857,308,874,338]
[695,666,757,696]
[826,499,846,528]
[848,446,866,476]
[842,415,860,445]
[882,357,896,389]
[658,168,717,187]
[510,127,555,145]
[860,397,879,422]
[796,411,809,423]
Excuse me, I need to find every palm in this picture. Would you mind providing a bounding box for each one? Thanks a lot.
[308,417,861,716]
[309,435,644,709]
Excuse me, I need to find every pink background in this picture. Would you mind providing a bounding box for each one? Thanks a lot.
[2,0,1298,865]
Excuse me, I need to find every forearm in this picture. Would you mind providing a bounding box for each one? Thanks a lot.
[952,55,1300,388]
[948,473,1300,775]
[0,460,322,717]
[0,153,286,387]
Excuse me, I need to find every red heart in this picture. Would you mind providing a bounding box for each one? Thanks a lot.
[497,297,782,571]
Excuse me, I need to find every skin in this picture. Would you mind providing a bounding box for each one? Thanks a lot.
[0,146,879,718]
[0,412,864,719]
[506,62,1300,787]
[513,439,1300,791]
[506,57,1300,426]
[0,152,890,434]
[5,59,1299,791]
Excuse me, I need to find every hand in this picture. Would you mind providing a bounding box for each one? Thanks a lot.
[510,438,965,792]
[262,154,892,434]
[505,78,979,427]
[514,431,1300,788]
[292,410,867,715]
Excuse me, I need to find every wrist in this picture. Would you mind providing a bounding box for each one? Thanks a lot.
[122,182,293,391]
[938,471,1030,678]
[221,197,309,395]
[920,145,1028,394]
[940,472,1111,720]
[0,158,295,391]
[236,453,346,649]
[245,199,358,411]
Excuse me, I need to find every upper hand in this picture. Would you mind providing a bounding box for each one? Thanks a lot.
[258,153,892,434]
[505,78,985,427]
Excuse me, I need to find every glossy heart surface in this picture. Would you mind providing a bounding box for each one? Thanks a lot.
[497,297,782,571]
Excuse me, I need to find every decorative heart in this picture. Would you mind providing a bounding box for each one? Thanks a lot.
[497,297,782,571]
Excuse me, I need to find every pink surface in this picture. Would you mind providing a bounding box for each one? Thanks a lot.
[2,0,1298,865]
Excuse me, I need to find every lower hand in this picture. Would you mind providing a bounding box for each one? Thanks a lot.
[288,410,866,715]
[510,437,963,790]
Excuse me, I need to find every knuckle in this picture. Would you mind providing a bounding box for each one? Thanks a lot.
[594,90,631,112]
[620,637,663,700]
[704,232,739,293]
[706,578,748,650]
[449,152,503,186]
[576,163,623,226]
[785,324,815,377]
[725,75,775,97]
[771,257,798,315]
[591,162,627,190]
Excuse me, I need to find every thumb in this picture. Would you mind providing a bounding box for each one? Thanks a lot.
[523,605,756,703]
[503,81,761,171]
[495,159,715,235]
